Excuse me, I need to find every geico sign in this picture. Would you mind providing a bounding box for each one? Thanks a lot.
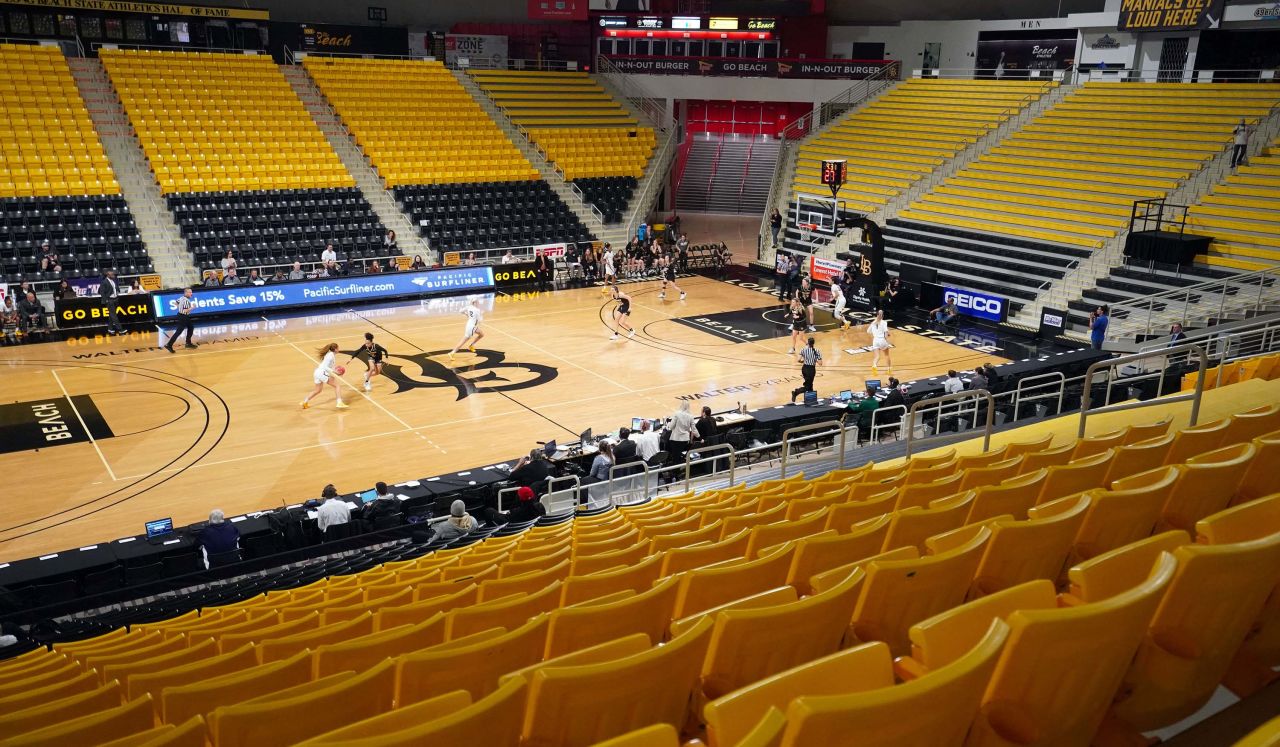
[944,290,1003,317]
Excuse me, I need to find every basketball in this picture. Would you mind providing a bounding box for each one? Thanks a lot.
[334,366,346,376]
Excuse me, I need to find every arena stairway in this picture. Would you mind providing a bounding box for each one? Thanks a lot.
[1066,260,1245,334]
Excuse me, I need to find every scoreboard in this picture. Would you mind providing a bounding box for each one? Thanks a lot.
[820,159,846,196]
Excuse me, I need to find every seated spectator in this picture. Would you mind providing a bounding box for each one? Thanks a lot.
[247,269,264,286]
[931,300,958,325]
[510,448,555,495]
[587,441,614,483]
[943,370,965,395]
[367,261,382,274]
[484,485,546,526]
[969,366,989,392]
[383,229,398,253]
[315,484,352,532]
[845,386,880,434]
[18,292,44,334]
[52,278,75,301]
[269,268,286,283]
[1,296,20,344]
[39,240,61,272]
[321,243,337,265]
[222,269,241,286]
[982,363,1002,392]
[361,481,400,528]
[196,509,240,568]
[613,427,638,473]
[465,252,477,266]
[410,254,427,270]
[288,261,306,280]
[203,271,220,287]
[128,279,143,294]
[630,420,662,462]
[435,499,479,542]
[696,405,718,443]
[880,377,907,411]
[501,250,517,265]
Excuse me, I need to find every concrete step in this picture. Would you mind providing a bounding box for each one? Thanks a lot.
[73,57,196,287]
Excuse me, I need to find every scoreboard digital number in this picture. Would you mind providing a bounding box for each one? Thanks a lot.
[820,159,846,196]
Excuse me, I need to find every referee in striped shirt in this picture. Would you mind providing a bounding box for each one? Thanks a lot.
[791,336,823,403]
[163,287,198,353]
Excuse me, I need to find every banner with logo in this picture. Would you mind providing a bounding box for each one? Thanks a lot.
[284,22,408,56]
[445,34,509,68]
[55,295,155,329]
[1118,0,1224,30]
[603,56,899,80]
[4,0,268,20]
[528,0,587,21]
[535,242,568,258]
[975,37,1078,73]
[808,256,846,285]
[943,286,1008,323]
[152,267,494,319]
[493,262,540,288]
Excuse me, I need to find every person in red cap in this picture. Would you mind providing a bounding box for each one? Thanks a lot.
[484,485,547,526]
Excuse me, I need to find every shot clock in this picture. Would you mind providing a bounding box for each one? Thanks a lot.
[820,159,846,197]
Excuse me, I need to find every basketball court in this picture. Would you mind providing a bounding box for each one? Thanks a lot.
[1,273,1010,563]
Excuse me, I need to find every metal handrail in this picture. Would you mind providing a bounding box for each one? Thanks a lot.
[623,127,677,242]
[705,134,724,206]
[594,54,671,131]
[1078,344,1209,438]
[90,41,258,55]
[1108,266,1280,340]
[905,390,995,456]
[1011,372,1066,422]
[780,420,849,478]
[682,443,736,491]
[869,404,908,443]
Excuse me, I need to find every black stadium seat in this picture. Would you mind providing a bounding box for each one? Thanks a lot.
[394,180,593,253]
[166,187,385,271]
[0,195,149,284]
[572,176,637,225]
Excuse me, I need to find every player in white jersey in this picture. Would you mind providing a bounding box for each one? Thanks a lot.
[867,309,892,374]
[830,283,851,329]
[302,342,349,409]
[601,243,616,294]
[449,299,485,361]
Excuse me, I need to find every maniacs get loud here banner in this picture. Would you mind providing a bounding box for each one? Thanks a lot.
[1118,0,1224,30]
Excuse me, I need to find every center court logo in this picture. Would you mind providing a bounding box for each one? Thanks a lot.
[353,348,558,400]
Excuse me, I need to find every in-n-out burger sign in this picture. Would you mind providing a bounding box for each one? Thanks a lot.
[604,55,897,80]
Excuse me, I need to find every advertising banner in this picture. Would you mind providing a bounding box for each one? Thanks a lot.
[603,56,898,79]
[493,261,540,288]
[808,256,846,285]
[55,295,155,329]
[1118,0,1224,30]
[535,242,568,258]
[152,267,494,319]
[528,0,588,21]
[4,0,269,20]
[1039,307,1068,339]
[975,37,1078,72]
[445,34,509,68]
[943,286,1008,323]
[288,22,409,56]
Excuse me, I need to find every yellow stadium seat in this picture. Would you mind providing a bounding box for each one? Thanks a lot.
[0,666,99,713]
[96,715,206,747]
[1018,443,1076,474]
[515,615,714,746]
[208,660,394,747]
[1236,430,1280,505]
[0,679,123,738]
[783,517,892,594]
[945,494,1090,598]
[591,723,681,747]
[0,692,154,747]
[1036,449,1114,504]
[896,472,965,510]
[883,494,973,552]
[956,457,1023,492]
[571,542,649,575]
[294,690,471,746]
[698,567,864,702]
[1164,418,1232,464]
[377,584,479,630]
[126,643,258,703]
[1104,433,1175,485]
[824,490,899,531]
[1233,715,1280,747]
[660,531,750,576]
[1122,419,1172,445]
[478,559,571,601]
[561,553,664,605]
[259,612,374,662]
[312,612,445,677]
[1067,531,1189,604]
[545,576,679,656]
[1162,442,1256,531]
[1222,404,1280,446]
[745,509,829,558]
[1040,465,1178,566]
[966,468,1047,522]
[1072,428,1127,459]
[395,615,547,705]
[445,581,561,640]
[161,648,313,726]
[671,545,796,618]
[779,620,1008,747]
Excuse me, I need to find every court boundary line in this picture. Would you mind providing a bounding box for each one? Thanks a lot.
[50,368,119,482]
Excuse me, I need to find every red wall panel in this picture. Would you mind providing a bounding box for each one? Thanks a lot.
[685,100,811,137]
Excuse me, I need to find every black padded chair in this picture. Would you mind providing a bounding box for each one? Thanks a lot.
[161,552,202,577]
[81,566,124,596]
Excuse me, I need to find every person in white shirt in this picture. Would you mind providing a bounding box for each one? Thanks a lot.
[501,250,517,264]
[449,298,484,361]
[867,309,892,374]
[1231,118,1252,168]
[220,250,237,273]
[601,243,616,290]
[830,282,851,330]
[630,420,661,461]
[321,243,337,265]
[666,401,696,467]
[302,342,348,409]
[315,485,352,532]
[943,369,965,395]
[288,261,305,280]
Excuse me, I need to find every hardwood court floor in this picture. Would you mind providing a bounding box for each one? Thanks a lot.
[0,275,1007,562]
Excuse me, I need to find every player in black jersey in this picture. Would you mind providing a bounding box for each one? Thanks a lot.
[348,332,389,392]
[657,255,686,301]
[796,276,816,332]
[610,285,635,341]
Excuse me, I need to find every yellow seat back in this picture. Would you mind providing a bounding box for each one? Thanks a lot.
[672,545,796,618]
[784,517,891,594]
[969,494,1091,598]
[1163,442,1256,531]
[967,468,1047,522]
[545,576,680,657]
[1164,418,1231,464]
[1036,449,1114,505]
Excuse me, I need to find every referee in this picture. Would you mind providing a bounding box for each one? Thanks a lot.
[791,336,823,403]
[163,287,198,353]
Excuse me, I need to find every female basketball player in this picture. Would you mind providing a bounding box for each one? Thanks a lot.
[830,282,851,330]
[787,297,807,354]
[449,298,485,361]
[302,342,348,409]
[347,332,388,392]
[610,285,635,341]
[657,256,686,301]
[868,309,893,374]
[797,276,816,332]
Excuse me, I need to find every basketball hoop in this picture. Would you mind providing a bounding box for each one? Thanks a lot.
[798,222,818,244]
